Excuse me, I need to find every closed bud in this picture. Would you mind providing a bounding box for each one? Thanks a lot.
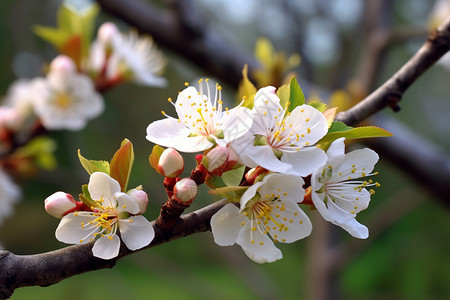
[158,148,184,178]
[98,22,119,45]
[173,178,197,204]
[127,188,149,214]
[50,55,76,74]
[205,146,228,173]
[44,192,77,218]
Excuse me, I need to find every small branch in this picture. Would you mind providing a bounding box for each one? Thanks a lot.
[0,199,227,299]
[337,16,450,125]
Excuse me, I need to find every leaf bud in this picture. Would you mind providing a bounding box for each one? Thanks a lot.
[173,178,198,204]
[158,148,184,178]
[44,192,77,218]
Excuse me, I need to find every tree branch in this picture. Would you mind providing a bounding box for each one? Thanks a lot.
[0,199,227,299]
[336,16,450,125]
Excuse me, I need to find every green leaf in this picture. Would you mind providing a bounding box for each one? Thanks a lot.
[222,166,246,187]
[238,64,257,109]
[209,186,248,203]
[78,149,110,175]
[276,84,290,109]
[308,100,327,112]
[205,174,227,189]
[33,25,70,48]
[80,184,99,209]
[287,76,305,112]
[319,126,393,144]
[328,121,353,133]
[110,139,134,192]
[149,145,165,174]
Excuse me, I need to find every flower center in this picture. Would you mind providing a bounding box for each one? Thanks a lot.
[54,92,72,109]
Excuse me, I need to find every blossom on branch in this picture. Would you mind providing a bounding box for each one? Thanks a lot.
[146,79,253,152]
[232,86,328,176]
[0,168,21,225]
[311,138,379,239]
[32,55,104,130]
[211,173,312,263]
[55,172,154,260]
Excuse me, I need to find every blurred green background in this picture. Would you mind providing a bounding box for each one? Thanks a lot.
[0,0,449,299]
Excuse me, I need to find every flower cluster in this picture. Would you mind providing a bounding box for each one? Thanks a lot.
[145,78,384,263]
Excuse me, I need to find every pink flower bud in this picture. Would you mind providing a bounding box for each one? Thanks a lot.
[205,146,228,173]
[50,55,76,74]
[44,192,77,218]
[173,178,197,203]
[127,189,149,214]
[158,148,184,178]
[98,22,120,45]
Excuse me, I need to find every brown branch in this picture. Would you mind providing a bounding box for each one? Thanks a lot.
[336,15,450,125]
[0,199,227,299]
[95,0,259,87]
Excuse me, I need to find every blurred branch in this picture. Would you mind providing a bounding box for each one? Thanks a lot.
[0,200,227,299]
[336,15,450,125]
[95,0,259,87]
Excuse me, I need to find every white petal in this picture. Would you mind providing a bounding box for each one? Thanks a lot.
[221,107,253,142]
[327,199,354,223]
[116,193,140,214]
[55,213,99,244]
[146,118,213,152]
[335,148,379,180]
[336,217,369,239]
[210,203,247,246]
[281,147,327,176]
[252,87,283,134]
[240,181,263,209]
[92,235,121,259]
[245,145,292,173]
[118,215,154,250]
[236,222,282,263]
[267,201,312,243]
[88,172,121,205]
[326,137,346,159]
[258,174,305,203]
[311,191,333,222]
[286,105,328,146]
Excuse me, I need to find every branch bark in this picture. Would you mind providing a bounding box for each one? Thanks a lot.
[0,200,227,299]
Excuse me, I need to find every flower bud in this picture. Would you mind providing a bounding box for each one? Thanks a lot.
[127,188,149,214]
[98,22,119,45]
[173,178,197,204]
[44,192,77,218]
[158,148,184,178]
[205,146,228,173]
[50,55,76,74]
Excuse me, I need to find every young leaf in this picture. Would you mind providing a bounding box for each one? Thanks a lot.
[328,121,353,133]
[307,100,327,112]
[322,107,337,129]
[78,149,110,175]
[222,166,246,187]
[319,126,392,144]
[238,64,257,109]
[80,184,99,209]
[287,76,305,112]
[276,83,290,109]
[254,38,274,68]
[209,186,249,203]
[110,139,134,192]
[149,145,165,174]
[205,174,227,190]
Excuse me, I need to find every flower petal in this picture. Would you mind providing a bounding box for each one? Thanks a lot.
[258,174,304,203]
[146,118,213,152]
[221,107,253,143]
[118,215,154,250]
[210,203,247,246]
[116,193,140,214]
[92,234,121,259]
[336,217,369,239]
[326,137,346,159]
[88,172,121,205]
[267,201,312,243]
[244,145,292,173]
[281,147,327,177]
[55,213,99,244]
[236,222,282,263]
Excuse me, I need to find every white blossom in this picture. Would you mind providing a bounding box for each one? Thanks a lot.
[0,168,21,225]
[55,172,154,259]
[311,138,379,239]
[211,173,312,263]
